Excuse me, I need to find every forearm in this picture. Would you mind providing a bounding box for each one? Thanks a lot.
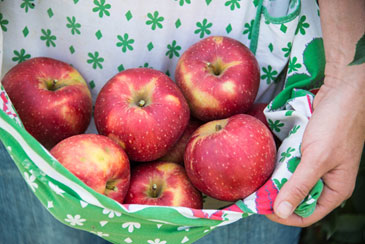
[319,0,365,91]
[318,0,365,137]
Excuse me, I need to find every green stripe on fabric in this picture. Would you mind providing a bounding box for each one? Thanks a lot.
[0,108,74,178]
[235,200,256,214]
[262,0,301,24]
[0,109,109,205]
[249,0,264,54]
[0,126,85,201]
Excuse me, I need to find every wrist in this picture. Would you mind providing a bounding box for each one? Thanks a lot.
[324,62,365,93]
[323,78,365,139]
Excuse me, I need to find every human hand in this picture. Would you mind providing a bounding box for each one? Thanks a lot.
[266,77,365,227]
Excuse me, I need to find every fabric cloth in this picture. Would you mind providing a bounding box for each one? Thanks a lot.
[0,140,301,244]
[0,0,324,243]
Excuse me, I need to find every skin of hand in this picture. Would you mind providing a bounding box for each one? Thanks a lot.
[266,0,365,227]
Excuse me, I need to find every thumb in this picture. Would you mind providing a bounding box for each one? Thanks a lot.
[274,155,323,219]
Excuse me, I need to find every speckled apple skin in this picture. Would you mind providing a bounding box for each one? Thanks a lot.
[184,114,276,202]
[94,68,190,162]
[246,103,269,129]
[124,161,203,208]
[50,134,130,204]
[2,57,92,149]
[175,36,260,121]
[159,119,201,165]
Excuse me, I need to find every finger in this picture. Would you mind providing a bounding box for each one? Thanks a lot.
[273,154,324,220]
[267,182,344,227]
[266,212,304,227]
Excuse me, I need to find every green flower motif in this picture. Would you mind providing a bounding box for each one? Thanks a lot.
[253,0,259,7]
[194,19,212,38]
[295,15,310,35]
[139,63,153,69]
[289,125,301,135]
[12,49,31,63]
[282,42,292,58]
[0,13,9,32]
[40,29,56,47]
[268,119,284,133]
[287,157,301,173]
[288,57,302,73]
[225,0,241,11]
[290,0,298,9]
[242,19,254,40]
[116,33,134,53]
[87,51,104,69]
[273,178,288,190]
[20,0,35,13]
[92,0,111,18]
[261,65,278,84]
[66,16,81,35]
[279,147,295,162]
[146,11,164,30]
[165,40,181,59]
[175,0,191,6]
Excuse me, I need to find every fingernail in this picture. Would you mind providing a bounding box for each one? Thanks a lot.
[276,201,293,219]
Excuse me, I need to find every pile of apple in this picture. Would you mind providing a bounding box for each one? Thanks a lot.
[2,36,276,209]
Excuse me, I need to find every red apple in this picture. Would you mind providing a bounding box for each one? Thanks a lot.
[124,161,203,208]
[247,103,281,147]
[94,68,190,162]
[184,114,276,202]
[175,36,260,121]
[1,57,92,149]
[246,103,269,128]
[50,134,130,204]
[159,119,201,165]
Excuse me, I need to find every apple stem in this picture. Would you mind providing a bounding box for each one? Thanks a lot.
[215,124,223,132]
[51,79,58,89]
[151,183,158,198]
[46,79,59,91]
[138,99,146,107]
[206,62,221,76]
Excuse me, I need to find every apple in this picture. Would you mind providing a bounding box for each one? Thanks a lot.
[184,114,276,202]
[124,161,203,208]
[175,36,260,121]
[1,57,92,149]
[247,103,281,147]
[50,134,130,204]
[246,103,269,129]
[94,68,190,162]
[159,119,201,165]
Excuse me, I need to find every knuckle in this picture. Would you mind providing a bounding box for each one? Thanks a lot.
[340,180,356,201]
[343,186,355,200]
[291,184,312,200]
